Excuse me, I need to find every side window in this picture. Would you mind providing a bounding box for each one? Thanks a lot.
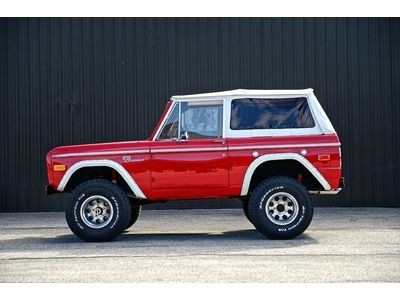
[157,103,179,140]
[230,97,315,130]
[180,101,223,139]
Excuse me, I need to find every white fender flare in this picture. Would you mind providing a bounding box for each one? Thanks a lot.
[240,153,331,196]
[57,159,147,199]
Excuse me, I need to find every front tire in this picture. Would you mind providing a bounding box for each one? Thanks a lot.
[241,199,252,224]
[248,176,313,239]
[125,201,141,230]
[65,179,131,242]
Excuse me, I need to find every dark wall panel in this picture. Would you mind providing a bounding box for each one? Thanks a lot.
[1,17,399,211]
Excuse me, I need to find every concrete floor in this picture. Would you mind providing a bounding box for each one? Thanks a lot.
[0,207,399,282]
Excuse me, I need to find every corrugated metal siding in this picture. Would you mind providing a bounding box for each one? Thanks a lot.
[0,17,399,211]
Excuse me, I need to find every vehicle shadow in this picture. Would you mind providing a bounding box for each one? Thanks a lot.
[114,229,318,248]
[0,229,318,252]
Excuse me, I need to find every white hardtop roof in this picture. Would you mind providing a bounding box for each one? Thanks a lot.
[170,88,336,135]
[171,88,314,100]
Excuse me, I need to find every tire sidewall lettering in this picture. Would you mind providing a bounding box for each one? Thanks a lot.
[109,196,119,229]
[73,198,84,229]
[287,205,305,231]
[259,186,284,210]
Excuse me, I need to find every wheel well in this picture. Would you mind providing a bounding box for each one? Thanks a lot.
[248,160,323,193]
[64,166,132,194]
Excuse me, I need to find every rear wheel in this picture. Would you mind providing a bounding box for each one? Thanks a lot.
[65,179,131,242]
[248,176,313,239]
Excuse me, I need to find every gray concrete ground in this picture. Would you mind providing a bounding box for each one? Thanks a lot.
[0,207,399,282]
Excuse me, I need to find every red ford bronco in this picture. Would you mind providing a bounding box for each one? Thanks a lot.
[46,89,343,242]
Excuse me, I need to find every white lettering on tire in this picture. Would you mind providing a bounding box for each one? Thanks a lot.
[259,186,284,209]
[287,205,305,231]
[74,197,84,229]
[109,196,119,229]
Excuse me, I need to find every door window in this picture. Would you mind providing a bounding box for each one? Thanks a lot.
[180,101,223,139]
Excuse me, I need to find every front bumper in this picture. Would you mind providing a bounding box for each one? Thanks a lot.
[46,185,59,195]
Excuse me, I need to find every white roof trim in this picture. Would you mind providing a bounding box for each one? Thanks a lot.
[171,88,315,100]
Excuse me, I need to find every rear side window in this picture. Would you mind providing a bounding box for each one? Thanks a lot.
[230,97,315,130]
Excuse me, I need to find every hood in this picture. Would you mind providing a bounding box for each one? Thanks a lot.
[48,140,150,159]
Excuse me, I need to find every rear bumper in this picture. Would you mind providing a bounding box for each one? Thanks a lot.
[310,177,344,195]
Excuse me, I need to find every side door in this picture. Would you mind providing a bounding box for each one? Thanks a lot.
[150,100,228,197]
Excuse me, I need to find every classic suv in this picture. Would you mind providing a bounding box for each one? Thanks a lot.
[46,89,343,242]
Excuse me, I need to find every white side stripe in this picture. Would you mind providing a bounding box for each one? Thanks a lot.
[151,147,227,153]
[229,142,340,151]
[152,143,339,153]
[53,149,149,158]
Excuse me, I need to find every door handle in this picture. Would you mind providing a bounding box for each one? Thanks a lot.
[212,139,226,144]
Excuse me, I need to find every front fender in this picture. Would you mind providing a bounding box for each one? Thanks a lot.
[57,159,147,199]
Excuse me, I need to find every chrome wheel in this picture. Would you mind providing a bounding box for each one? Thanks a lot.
[80,195,114,229]
[265,192,299,225]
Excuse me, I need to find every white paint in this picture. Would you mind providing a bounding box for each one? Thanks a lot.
[57,159,147,199]
[240,153,331,196]
[171,88,316,100]
[168,89,336,138]
[53,149,149,158]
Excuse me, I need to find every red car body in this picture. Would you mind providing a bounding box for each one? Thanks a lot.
[46,89,343,202]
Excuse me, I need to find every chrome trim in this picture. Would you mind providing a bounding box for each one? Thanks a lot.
[80,195,114,229]
[178,101,181,139]
[309,188,342,195]
[265,192,299,225]
[53,149,149,158]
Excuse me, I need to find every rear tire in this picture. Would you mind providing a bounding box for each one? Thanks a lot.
[248,176,313,239]
[65,179,131,242]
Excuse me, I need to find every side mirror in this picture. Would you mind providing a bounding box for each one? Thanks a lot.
[178,130,189,141]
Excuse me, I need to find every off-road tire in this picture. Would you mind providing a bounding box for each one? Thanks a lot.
[126,201,141,230]
[65,179,131,242]
[248,176,313,239]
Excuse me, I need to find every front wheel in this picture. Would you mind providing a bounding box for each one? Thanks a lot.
[65,179,131,242]
[248,176,313,239]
